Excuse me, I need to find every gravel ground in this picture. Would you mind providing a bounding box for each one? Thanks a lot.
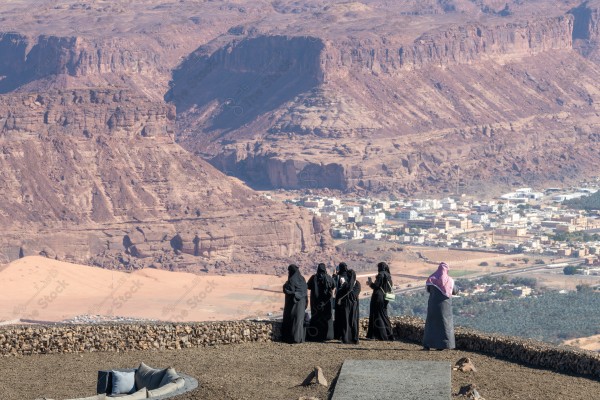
[1,339,599,400]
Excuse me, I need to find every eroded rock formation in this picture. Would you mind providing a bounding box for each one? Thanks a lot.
[0,88,328,270]
[170,1,600,194]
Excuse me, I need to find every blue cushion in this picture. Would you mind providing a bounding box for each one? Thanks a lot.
[111,370,136,395]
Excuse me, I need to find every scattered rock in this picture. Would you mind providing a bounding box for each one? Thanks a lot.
[457,384,485,399]
[301,366,328,387]
[453,357,476,372]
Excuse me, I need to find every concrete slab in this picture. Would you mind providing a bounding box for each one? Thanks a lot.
[331,360,451,400]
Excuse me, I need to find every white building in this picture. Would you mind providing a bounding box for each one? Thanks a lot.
[363,212,386,225]
[304,198,324,208]
[324,198,341,206]
[442,198,457,211]
[469,213,489,224]
[397,210,418,220]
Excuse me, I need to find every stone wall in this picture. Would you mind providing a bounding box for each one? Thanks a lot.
[2,317,600,380]
[385,316,600,379]
[0,321,282,356]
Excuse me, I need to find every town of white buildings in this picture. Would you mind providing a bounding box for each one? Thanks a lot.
[287,181,600,269]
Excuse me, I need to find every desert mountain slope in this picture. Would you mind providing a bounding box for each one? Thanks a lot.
[172,1,600,194]
[0,88,327,270]
[1,1,599,195]
[1,0,600,266]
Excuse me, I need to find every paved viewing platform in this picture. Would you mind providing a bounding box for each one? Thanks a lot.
[332,360,451,400]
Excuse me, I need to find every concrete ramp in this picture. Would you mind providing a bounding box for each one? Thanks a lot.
[331,360,451,400]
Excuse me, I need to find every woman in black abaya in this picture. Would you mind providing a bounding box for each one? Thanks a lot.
[306,263,335,341]
[334,263,361,344]
[282,264,308,344]
[366,261,394,341]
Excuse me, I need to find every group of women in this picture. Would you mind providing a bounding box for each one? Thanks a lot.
[282,260,457,350]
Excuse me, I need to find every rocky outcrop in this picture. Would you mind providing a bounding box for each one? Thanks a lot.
[0,89,174,138]
[0,34,165,95]
[1,1,598,196]
[322,16,574,75]
[172,10,600,193]
[211,148,347,190]
[0,88,328,269]
[570,0,600,61]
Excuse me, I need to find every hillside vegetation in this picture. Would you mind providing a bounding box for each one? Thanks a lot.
[565,191,600,211]
[360,279,600,344]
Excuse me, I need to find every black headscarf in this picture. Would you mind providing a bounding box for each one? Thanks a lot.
[339,262,349,274]
[316,263,327,282]
[285,264,307,300]
[377,261,393,289]
[312,263,333,300]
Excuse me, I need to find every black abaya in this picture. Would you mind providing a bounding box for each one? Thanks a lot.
[334,268,361,344]
[282,265,308,344]
[367,270,393,340]
[306,264,335,341]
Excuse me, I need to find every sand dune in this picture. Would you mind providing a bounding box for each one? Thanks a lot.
[0,257,286,323]
[564,335,600,352]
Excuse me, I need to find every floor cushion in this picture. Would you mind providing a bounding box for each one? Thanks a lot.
[111,371,136,395]
[134,362,166,391]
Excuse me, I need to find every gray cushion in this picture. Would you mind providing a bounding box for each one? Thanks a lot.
[134,362,166,391]
[66,395,106,400]
[111,371,136,395]
[158,367,179,387]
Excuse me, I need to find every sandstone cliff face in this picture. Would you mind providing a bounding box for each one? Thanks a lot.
[2,0,600,201]
[169,35,325,151]
[174,10,600,193]
[571,0,600,61]
[0,90,173,139]
[0,89,327,269]
[0,33,168,98]
[322,16,574,75]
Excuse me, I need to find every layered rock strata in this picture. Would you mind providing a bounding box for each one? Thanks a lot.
[172,5,600,193]
[0,89,327,269]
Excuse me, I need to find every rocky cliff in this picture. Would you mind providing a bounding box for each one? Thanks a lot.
[0,88,328,270]
[173,6,600,193]
[2,0,600,205]
[0,33,177,100]
[322,16,574,75]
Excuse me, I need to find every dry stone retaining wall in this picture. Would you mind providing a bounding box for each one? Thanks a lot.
[0,321,281,356]
[386,316,600,380]
[2,317,600,380]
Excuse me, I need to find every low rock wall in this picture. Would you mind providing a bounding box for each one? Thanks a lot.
[2,317,600,379]
[386,316,600,379]
[0,321,281,355]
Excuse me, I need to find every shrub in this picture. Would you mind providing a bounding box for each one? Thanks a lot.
[563,266,580,275]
